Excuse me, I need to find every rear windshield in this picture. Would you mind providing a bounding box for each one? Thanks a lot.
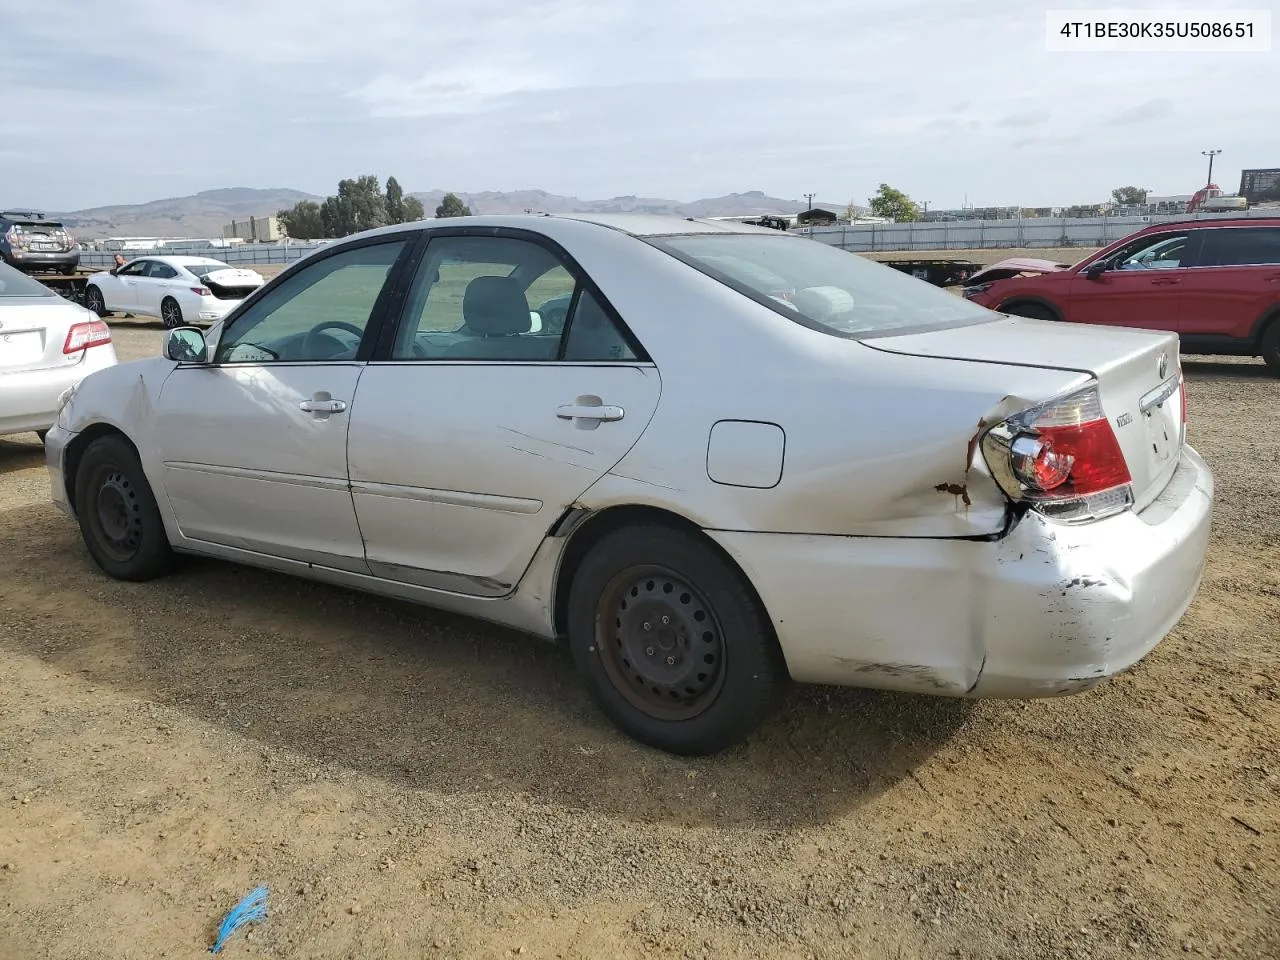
[7,220,66,231]
[648,233,994,338]
[186,262,232,279]
[0,261,57,298]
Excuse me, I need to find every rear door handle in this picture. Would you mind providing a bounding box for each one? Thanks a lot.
[299,397,347,414]
[1150,277,1182,286]
[556,395,624,430]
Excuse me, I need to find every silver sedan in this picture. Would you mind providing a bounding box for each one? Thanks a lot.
[45,214,1214,755]
[1,261,117,440]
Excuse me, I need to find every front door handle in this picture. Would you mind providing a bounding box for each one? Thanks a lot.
[1150,277,1182,286]
[299,396,347,415]
[556,395,624,430]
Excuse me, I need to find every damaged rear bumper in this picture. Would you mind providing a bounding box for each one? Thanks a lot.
[707,445,1214,698]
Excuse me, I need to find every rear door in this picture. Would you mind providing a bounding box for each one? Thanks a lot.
[1179,226,1280,339]
[1066,230,1192,332]
[137,260,181,317]
[347,230,661,596]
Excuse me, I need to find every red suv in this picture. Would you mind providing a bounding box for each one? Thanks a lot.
[962,218,1280,374]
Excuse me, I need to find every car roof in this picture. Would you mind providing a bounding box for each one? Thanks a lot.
[147,255,229,266]
[1141,216,1280,231]
[346,212,789,246]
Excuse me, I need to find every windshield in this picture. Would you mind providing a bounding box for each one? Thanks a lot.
[648,233,994,338]
[186,261,232,279]
[8,220,66,232]
[0,260,57,298]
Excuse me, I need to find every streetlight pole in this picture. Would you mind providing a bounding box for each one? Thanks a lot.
[803,193,815,211]
[1201,149,1222,187]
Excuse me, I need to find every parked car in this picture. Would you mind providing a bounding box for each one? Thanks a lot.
[0,261,116,440]
[962,217,1280,374]
[0,210,81,274]
[46,214,1213,755]
[84,256,265,329]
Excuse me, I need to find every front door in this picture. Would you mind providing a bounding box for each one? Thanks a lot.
[1067,230,1192,332]
[347,232,661,596]
[155,237,412,572]
[101,259,147,312]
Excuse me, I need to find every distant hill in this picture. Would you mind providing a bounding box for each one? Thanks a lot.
[44,188,324,239]
[410,188,851,219]
[31,187,855,239]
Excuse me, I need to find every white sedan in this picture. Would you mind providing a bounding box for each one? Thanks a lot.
[84,256,265,329]
[0,260,117,440]
[45,214,1213,755]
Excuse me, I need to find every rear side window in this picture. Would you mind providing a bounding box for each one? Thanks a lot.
[647,233,993,338]
[0,260,56,297]
[1198,227,1280,267]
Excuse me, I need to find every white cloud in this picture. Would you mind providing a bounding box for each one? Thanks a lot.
[0,0,1275,210]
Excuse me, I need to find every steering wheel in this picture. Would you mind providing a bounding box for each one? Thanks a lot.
[302,320,365,359]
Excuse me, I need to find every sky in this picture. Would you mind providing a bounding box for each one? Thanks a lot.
[1,0,1276,211]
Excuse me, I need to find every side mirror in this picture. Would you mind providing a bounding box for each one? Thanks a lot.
[1084,261,1109,281]
[164,327,209,363]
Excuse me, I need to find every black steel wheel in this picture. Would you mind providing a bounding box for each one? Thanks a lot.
[567,522,788,755]
[1001,302,1057,322]
[160,297,184,329]
[73,434,176,581]
[596,565,727,722]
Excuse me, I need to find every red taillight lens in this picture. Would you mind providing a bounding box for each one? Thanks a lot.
[63,319,112,354]
[191,286,210,296]
[981,384,1133,523]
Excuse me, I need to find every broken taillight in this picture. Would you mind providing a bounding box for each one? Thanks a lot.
[981,384,1133,523]
[63,319,112,354]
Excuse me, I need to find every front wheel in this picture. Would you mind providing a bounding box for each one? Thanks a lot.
[160,297,184,329]
[1261,321,1280,376]
[567,523,788,755]
[1001,302,1057,322]
[73,434,176,581]
[84,285,107,317]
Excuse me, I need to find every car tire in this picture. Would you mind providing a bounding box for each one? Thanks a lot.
[1001,302,1057,322]
[566,523,788,755]
[160,297,184,329]
[1261,320,1280,376]
[84,285,107,317]
[60,265,76,276]
[36,430,48,444]
[73,434,176,582]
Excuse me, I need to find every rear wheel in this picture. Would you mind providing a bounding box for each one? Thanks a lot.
[84,285,106,317]
[566,523,788,755]
[1001,302,1057,322]
[1261,320,1280,376]
[160,297,184,329]
[73,434,176,581]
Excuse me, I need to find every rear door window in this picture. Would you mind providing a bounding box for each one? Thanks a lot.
[1197,227,1280,267]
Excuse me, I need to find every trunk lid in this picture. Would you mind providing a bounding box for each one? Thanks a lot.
[0,299,88,374]
[864,315,1184,510]
[203,268,263,301]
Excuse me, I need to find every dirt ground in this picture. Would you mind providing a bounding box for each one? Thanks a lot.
[1,317,1277,960]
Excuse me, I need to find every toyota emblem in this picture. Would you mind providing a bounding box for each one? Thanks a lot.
[1158,353,1168,379]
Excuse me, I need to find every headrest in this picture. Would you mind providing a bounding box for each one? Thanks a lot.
[463,275,530,336]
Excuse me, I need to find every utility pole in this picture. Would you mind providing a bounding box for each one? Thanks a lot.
[1201,149,1222,187]
[803,193,815,211]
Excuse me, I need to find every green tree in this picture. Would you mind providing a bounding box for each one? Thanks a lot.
[319,175,387,236]
[1111,186,1149,206]
[435,192,472,218]
[277,200,326,239]
[868,183,921,222]
[385,176,405,223]
[403,195,426,221]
